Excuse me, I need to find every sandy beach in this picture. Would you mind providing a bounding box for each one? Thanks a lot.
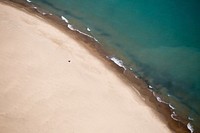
[0,3,171,133]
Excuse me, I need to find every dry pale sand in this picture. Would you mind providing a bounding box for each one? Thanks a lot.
[0,3,171,133]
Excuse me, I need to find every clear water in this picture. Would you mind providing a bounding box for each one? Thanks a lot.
[30,0,200,131]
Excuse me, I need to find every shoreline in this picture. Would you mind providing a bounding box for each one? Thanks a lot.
[0,0,191,132]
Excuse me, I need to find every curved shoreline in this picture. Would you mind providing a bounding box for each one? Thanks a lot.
[0,0,192,132]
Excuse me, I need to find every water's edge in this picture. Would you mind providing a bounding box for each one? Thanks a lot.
[1,0,193,132]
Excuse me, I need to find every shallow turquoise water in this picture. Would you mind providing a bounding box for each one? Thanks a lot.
[31,0,200,131]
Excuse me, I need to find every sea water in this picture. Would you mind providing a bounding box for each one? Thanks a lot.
[29,0,200,131]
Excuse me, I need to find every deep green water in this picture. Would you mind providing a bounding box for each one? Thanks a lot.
[30,0,200,131]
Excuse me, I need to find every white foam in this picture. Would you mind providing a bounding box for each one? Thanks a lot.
[42,12,46,15]
[155,95,168,104]
[77,30,93,38]
[26,0,31,2]
[110,57,126,70]
[171,111,179,121]
[156,97,162,102]
[66,24,99,43]
[67,24,76,31]
[188,117,194,121]
[169,104,175,110]
[61,16,69,23]
[187,123,194,133]
[94,38,99,42]
[33,8,47,15]
[87,27,91,32]
[148,85,153,89]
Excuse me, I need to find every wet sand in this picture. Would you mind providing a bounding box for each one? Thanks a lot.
[0,2,173,133]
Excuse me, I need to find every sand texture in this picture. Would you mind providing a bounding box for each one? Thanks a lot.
[0,3,171,133]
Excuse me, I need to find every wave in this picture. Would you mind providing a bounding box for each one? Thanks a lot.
[171,111,179,121]
[26,0,31,3]
[30,3,47,15]
[148,85,153,89]
[169,104,175,110]
[187,123,194,133]
[107,56,126,70]
[61,19,99,42]
[87,27,91,32]
[61,16,69,23]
